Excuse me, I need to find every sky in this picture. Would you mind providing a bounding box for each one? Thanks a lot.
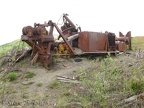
[0,0,144,45]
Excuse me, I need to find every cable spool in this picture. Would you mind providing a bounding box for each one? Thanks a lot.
[33,26,48,35]
[22,26,33,36]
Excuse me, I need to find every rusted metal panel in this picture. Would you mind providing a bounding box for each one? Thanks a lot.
[116,41,126,52]
[108,34,115,47]
[78,32,108,52]
[117,31,131,50]
[119,32,124,37]
[126,31,132,50]
[78,32,89,52]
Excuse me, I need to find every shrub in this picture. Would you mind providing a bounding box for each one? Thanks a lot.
[7,72,17,81]
[130,79,144,94]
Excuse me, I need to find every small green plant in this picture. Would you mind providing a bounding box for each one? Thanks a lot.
[36,83,43,87]
[20,60,27,65]
[22,94,29,99]
[7,72,17,81]
[12,90,18,93]
[49,81,60,89]
[62,90,71,96]
[130,79,144,94]
[0,40,30,57]
[57,97,68,107]
[25,72,36,78]
[52,57,58,65]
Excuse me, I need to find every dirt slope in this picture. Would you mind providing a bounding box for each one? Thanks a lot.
[1,57,92,108]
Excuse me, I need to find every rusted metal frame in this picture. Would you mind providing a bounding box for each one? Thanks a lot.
[52,22,75,55]
[37,44,45,54]
[34,23,48,27]
[107,34,116,51]
[104,35,108,51]
[117,31,132,50]
[119,32,124,37]
[61,26,75,33]
[31,52,39,65]
[47,22,60,56]
[47,42,53,56]
[24,40,33,47]
[49,24,54,36]
[53,54,71,56]
[30,40,40,59]
[82,51,119,54]
[63,14,76,28]
[33,42,45,54]
[25,37,44,55]
[126,31,132,50]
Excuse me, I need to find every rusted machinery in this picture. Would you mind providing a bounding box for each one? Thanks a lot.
[115,31,131,51]
[21,13,131,67]
[22,22,54,67]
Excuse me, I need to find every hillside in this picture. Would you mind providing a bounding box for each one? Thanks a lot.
[0,37,144,108]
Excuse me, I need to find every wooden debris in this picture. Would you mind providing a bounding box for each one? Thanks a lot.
[0,47,29,79]
[117,92,144,106]
[65,102,82,108]
[56,75,80,84]
[31,52,39,65]
[15,50,29,62]
[56,75,77,80]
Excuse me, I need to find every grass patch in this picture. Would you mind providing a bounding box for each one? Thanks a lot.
[57,97,68,107]
[12,90,18,93]
[130,78,144,95]
[36,82,43,87]
[56,54,144,107]
[25,72,36,78]
[49,81,60,89]
[20,60,28,65]
[132,36,144,50]
[62,90,71,96]
[0,40,30,57]
[22,94,29,99]
[7,72,17,81]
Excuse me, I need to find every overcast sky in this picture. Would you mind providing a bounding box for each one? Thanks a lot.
[0,0,143,45]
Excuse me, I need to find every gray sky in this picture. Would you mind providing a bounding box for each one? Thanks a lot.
[0,0,143,45]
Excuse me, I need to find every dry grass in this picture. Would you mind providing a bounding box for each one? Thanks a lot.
[132,36,144,50]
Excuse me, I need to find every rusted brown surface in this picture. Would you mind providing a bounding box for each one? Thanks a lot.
[21,19,76,67]
[116,41,126,52]
[33,26,48,35]
[116,31,131,51]
[22,26,33,36]
[78,32,109,52]
[59,14,80,40]
[119,32,124,37]
[78,31,131,53]
[21,23,54,67]
[126,31,132,50]
[53,22,75,54]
